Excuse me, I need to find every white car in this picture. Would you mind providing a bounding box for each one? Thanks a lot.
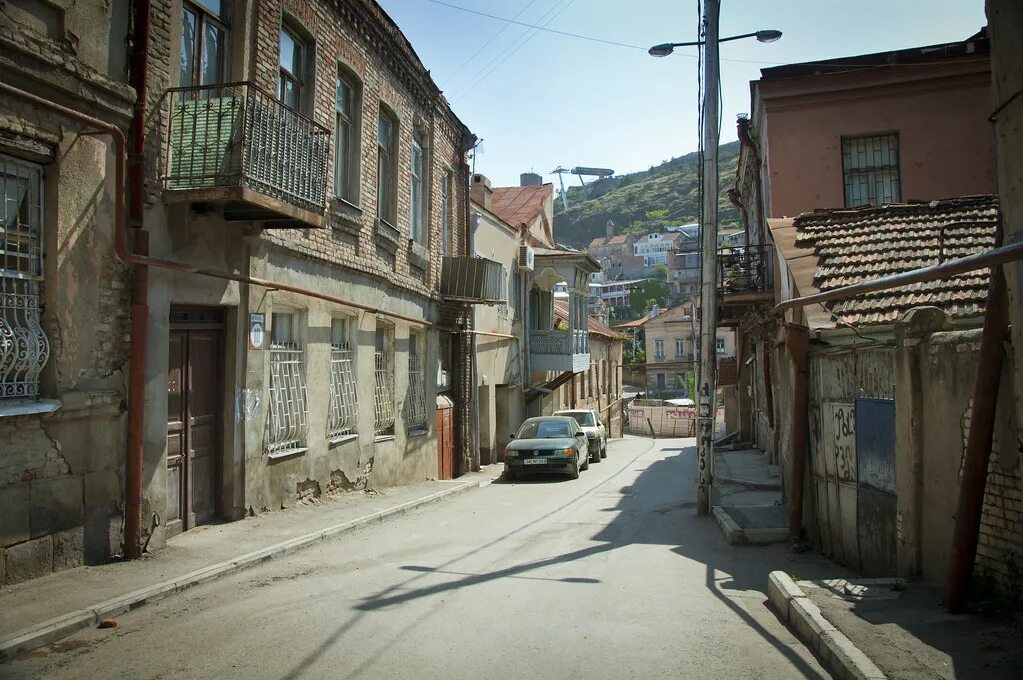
[553,409,607,463]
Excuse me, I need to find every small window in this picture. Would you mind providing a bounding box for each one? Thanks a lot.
[279,24,307,111]
[440,172,452,256]
[268,311,309,456]
[335,71,360,202]
[654,339,665,358]
[377,108,397,226]
[842,133,900,207]
[409,137,425,242]
[373,322,395,436]
[327,317,358,441]
[675,338,684,357]
[656,373,666,389]
[716,337,726,354]
[180,0,229,88]
[405,332,427,432]
[497,265,509,318]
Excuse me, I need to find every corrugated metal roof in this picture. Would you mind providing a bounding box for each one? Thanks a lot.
[791,195,998,327]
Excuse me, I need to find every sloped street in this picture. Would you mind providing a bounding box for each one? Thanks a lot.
[5,437,838,680]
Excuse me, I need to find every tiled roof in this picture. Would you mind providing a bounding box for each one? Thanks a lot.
[588,234,632,248]
[491,185,552,230]
[613,316,649,329]
[553,301,623,339]
[791,196,998,327]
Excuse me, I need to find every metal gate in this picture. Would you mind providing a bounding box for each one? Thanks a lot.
[855,397,897,576]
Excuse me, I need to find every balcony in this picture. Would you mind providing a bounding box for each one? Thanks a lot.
[440,256,504,304]
[529,329,589,373]
[162,82,330,228]
[717,244,772,300]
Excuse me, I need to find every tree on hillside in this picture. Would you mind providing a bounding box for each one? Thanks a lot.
[652,263,669,281]
[629,280,670,317]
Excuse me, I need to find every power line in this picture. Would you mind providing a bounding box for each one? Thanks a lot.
[452,0,578,99]
[427,0,783,66]
[444,0,541,83]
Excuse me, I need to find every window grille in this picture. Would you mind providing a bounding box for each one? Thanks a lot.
[1,155,49,403]
[405,351,427,430]
[842,133,901,207]
[374,350,394,434]
[267,343,308,455]
[327,342,358,441]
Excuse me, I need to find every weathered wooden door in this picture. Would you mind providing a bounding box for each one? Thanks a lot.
[166,311,222,537]
[855,397,897,576]
[436,397,454,480]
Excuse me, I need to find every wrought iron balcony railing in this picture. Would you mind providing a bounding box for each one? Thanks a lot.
[717,244,771,297]
[162,82,330,225]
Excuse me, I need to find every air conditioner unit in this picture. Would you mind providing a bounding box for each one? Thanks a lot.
[518,245,535,271]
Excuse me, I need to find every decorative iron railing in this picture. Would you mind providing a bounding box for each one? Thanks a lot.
[373,350,395,435]
[267,344,308,456]
[717,244,771,296]
[405,353,427,431]
[327,343,358,441]
[529,329,589,356]
[163,81,330,213]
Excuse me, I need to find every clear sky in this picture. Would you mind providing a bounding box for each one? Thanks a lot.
[376,0,987,189]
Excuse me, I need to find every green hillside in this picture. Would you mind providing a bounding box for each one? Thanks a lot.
[552,141,741,249]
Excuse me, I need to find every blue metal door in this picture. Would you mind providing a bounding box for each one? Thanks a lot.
[855,398,897,576]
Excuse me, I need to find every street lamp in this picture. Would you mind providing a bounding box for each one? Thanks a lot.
[648,30,782,57]
[649,8,781,516]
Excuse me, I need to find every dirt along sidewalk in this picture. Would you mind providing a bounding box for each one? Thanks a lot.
[0,469,500,659]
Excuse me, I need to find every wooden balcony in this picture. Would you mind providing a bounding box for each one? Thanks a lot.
[161,82,330,229]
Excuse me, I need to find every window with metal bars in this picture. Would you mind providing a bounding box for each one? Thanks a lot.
[373,323,395,436]
[267,311,308,456]
[0,155,49,404]
[327,317,358,442]
[405,333,427,432]
[842,133,901,207]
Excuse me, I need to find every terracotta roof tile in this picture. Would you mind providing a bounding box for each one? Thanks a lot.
[792,196,998,326]
[587,234,632,248]
[491,185,552,230]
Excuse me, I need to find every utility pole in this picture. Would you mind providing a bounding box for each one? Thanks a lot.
[696,0,720,516]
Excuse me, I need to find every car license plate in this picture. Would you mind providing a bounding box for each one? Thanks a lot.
[523,458,547,465]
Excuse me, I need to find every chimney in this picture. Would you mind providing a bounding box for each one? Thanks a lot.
[471,174,492,211]
[520,172,542,187]
[606,218,615,239]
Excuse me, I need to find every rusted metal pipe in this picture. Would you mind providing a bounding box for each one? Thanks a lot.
[124,0,151,560]
[784,324,810,542]
[945,256,1008,613]
[771,238,1023,317]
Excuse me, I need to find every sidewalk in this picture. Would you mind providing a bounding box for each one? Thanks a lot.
[712,446,787,545]
[769,571,1023,680]
[0,468,500,659]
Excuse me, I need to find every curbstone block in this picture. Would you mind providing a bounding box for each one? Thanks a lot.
[790,594,838,656]
[712,505,743,544]
[820,629,888,680]
[767,570,805,621]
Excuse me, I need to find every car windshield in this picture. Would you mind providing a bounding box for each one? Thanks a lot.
[516,419,574,439]
[559,411,595,427]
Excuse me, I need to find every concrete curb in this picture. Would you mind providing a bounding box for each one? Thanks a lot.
[767,571,888,680]
[712,506,788,545]
[714,474,783,491]
[0,479,485,660]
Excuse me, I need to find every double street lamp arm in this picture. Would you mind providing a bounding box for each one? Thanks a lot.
[648,29,781,57]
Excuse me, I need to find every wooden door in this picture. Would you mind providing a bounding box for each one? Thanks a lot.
[436,402,454,480]
[166,318,222,537]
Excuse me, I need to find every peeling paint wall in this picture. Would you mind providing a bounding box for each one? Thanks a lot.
[0,0,134,584]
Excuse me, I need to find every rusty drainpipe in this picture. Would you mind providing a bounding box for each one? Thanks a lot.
[784,322,810,542]
[124,0,151,560]
[946,224,1008,614]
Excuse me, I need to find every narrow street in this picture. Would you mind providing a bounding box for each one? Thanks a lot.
[5,437,834,680]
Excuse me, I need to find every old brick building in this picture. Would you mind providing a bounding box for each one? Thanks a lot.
[0,0,493,584]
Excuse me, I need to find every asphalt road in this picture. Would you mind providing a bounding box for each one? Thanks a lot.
[5,437,834,680]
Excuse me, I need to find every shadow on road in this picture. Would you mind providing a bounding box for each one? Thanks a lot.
[282,438,833,680]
